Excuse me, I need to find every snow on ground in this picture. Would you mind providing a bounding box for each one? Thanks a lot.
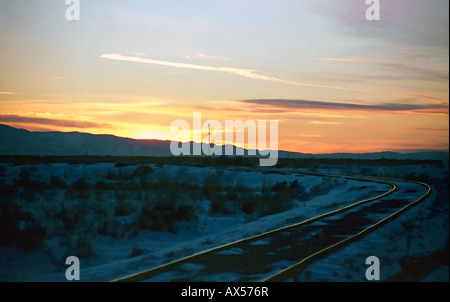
[293,181,449,282]
[0,162,392,282]
[1,161,447,282]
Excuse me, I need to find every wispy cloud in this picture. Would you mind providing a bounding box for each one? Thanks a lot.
[100,53,388,93]
[0,92,15,95]
[416,127,449,132]
[300,134,322,138]
[0,114,109,129]
[311,121,341,125]
[241,99,449,114]
[101,54,446,104]
[101,53,265,80]
[185,53,229,61]
[42,76,71,80]
[318,57,368,63]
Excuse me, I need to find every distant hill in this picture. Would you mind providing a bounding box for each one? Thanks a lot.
[278,150,449,161]
[0,124,448,160]
[0,124,171,157]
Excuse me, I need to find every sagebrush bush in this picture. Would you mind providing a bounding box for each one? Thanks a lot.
[0,163,314,259]
[239,193,259,214]
[129,245,148,258]
[75,235,96,259]
[115,200,137,216]
[210,192,228,214]
[132,165,153,177]
[16,223,46,252]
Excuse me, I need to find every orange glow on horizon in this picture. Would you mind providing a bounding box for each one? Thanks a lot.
[1,101,448,154]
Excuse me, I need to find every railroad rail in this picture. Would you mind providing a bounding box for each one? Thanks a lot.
[111,169,430,282]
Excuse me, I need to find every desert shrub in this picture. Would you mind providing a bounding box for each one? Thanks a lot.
[0,182,18,203]
[181,181,200,191]
[173,202,196,221]
[122,181,140,191]
[0,199,19,246]
[106,169,118,180]
[115,200,137,216]
[68,178,92,200]
[210,192,228,214]
[60,204,88,232]
[140,175,154,190]
[98,221,110,236]
[234,184,248,193]
[260,179,270,195]
[16,177,46,195]
[129,245,148,258]
[95,180,109,191]
[16,222,46,252]
[138,189,198,233]
[18,189,37,202]
[261,190,292,215]
[19,167,33,179]
[308,177,334,197]
[139,202,165,232]
[271,181,289,192]
[49,176,68,189]
[269,180,306,199]
[106,215,140,239]
[94,180,111,201]
[225,186,238,201]
[154,172,172,190]
[132,165,154,178]
[75,235,96,259]
[115,163,129,168]
[202,173,222,200]
[289,180,306,197]
[187,188,203,201]
[271,181,288,192]
[110,165,154,181]
[239,193,259,214]
[154,201,177,232]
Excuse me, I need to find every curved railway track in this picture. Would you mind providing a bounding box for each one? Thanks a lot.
[111,169,431,282]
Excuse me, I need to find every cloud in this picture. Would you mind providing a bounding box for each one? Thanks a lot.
[379,62,449,82]
[311,121,341,125]
[416,127,449,132]
[300,134,322,138]
[42,76,71,80]
[101,53,263,80]
[317,57,448,83]
[318,57,368,63]
[101,54,448,104]
[0,92,15,95]
[185,53,229,61]
[321,0,448,49]
[241,99,449,114]
[0,114,109,129]
[100,53,386,93]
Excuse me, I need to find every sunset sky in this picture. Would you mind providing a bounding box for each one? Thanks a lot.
[0,0,448,153]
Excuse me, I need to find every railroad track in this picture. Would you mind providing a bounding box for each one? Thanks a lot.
[111,169,430,282]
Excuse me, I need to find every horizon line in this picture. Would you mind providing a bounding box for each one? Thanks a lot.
[0,123,448,156]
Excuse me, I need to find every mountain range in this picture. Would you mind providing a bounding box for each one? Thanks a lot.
[0,124,448,160]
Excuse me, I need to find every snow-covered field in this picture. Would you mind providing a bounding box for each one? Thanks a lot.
[0,160,447,282]
[296,183,449,282]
